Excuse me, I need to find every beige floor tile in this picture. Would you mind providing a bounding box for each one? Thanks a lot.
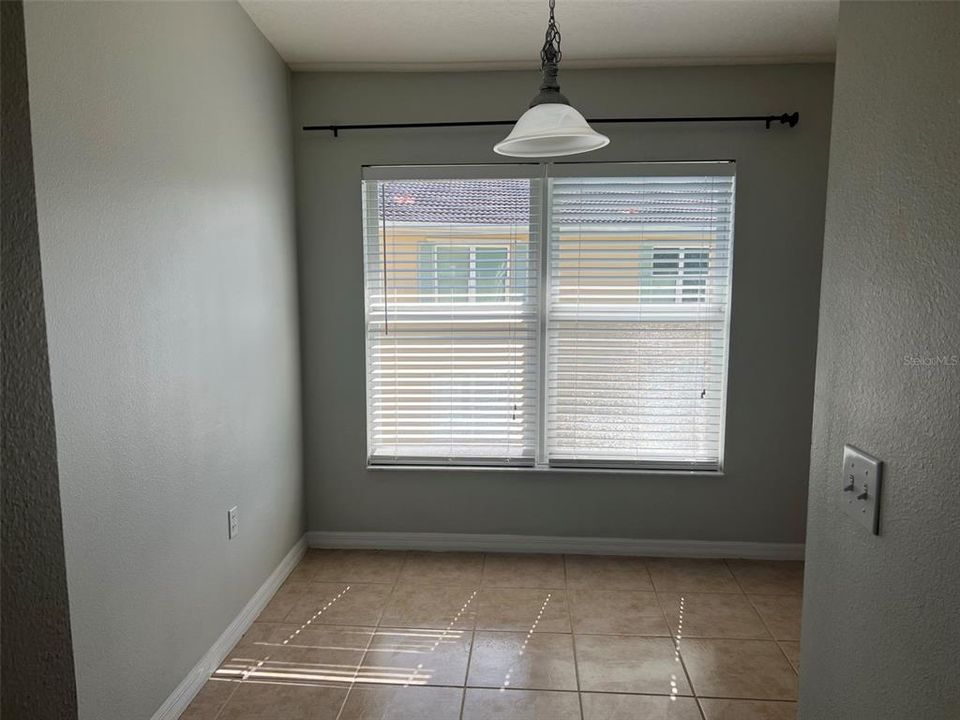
[726,561,804,595]
[281,582,392,626]
[475,588,570,633]
[338,685,463,719]
[399,552,484,586]
[778,641,800,673]
[216,623,372,687]
[581,693,702,720]
[575,634,691,695]
[179,679,236,719]
[647,559,741,593]
[482,553,566,588]
[380,585,479,630]
[217,681,348,720]
[570,589,669,635]
[565,554,654,591]
[659,592,770,639]
[357,627,472,687]
[290,549,405,584]
[286,563,316,584]
[257,581,323,623]
[699,698,797,719]
[749,595,802,641]
[461,688,581,720]
[467,631,577,691]
[196,554,808,719]
[681,639,798,700]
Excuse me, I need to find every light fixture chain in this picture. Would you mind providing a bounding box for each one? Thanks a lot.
[540,0,562,68]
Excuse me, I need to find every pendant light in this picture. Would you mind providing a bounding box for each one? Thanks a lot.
[494,0,609,157]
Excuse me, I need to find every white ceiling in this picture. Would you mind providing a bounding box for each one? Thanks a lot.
[240,0,838,72]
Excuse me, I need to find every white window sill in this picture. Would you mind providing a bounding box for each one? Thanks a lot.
[366,464,724,477]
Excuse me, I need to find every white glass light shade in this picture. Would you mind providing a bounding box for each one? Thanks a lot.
[494,103,610,157]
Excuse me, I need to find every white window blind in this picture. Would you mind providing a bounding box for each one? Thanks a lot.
[362,170,542,465]
[545,170,735,469]
[362,163,735,471]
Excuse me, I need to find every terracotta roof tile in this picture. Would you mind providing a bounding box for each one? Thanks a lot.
[381,180,530,224]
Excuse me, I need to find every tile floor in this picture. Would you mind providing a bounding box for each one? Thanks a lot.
[181,551,803,720]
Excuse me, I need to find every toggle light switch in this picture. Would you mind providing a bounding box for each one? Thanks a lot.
[841,445,882,534]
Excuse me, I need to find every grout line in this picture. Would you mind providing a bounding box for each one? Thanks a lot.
[208,679,240,720]
[213,677,793,702]
[695,697,708,720]
[696,695,798,702]
[333,552,408,720]
[327,551,480,719]
[730,567,800,672]
[454,585,480,720]
[479,551,490,586]
[227,623,797,643]
[459,628,476,720]
[563,555,586,720]
[203,676,791,702]
[639,556,657,593]
[723,560,802,689]
[775,639,801,676]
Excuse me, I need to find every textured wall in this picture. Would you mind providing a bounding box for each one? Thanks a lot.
[0,2,78,717]
[23,2,303,718]
[799,3,960,719]
[293,65,834,543]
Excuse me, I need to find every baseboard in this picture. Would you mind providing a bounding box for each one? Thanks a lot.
[305,531,804,561]
[151,535,307,720]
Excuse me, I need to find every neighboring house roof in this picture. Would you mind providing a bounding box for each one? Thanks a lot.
[379,179,733,226]
[381,180,530,224]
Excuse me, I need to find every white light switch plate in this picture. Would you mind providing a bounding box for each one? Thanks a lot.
[841,445,882,534]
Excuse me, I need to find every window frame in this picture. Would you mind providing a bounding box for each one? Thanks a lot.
[419,242,512,302]
[362,162,735,474]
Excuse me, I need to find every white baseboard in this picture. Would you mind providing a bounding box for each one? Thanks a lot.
[151,535,307,720]
[305,531,804,561]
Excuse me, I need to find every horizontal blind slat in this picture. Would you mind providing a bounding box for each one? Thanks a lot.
[364,176,541,463]
[545,174,734,468]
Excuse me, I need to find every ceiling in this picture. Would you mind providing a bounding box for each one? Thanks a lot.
[240,0,838,72]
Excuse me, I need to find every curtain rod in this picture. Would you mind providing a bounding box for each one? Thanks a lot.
[303,112,799,136]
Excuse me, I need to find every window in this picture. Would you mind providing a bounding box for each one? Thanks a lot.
[418,244,511,302]
[643,249,711,304]
[363,174,541,465]
[363,164,735,471]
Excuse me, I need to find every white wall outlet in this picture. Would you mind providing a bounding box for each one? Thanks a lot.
[841,445,882,534]
[228,506,239,540]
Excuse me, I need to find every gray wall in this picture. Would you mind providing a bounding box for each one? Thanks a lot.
[23,2,303,718]
[293,64,834,543]
[1,2,78,717]
[799,3,960,719]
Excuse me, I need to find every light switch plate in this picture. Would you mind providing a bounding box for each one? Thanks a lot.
[841,445,882,534]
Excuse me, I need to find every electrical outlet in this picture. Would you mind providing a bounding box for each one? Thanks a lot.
[228,506,239,539]
[841,445,882,534]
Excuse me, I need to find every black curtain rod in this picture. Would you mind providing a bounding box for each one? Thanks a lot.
[304,112,799,136]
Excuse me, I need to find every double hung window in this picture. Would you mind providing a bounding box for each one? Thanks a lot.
[362,163,735,471]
